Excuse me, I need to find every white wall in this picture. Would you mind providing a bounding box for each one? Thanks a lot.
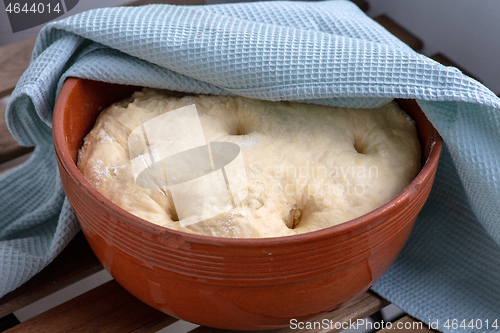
[366,0,500,94]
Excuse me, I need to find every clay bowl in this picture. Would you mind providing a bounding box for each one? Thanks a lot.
[53,78,442,330]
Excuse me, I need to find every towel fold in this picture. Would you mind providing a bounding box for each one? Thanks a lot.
[2,1,499,331]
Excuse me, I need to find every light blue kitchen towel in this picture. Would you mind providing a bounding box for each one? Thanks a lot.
[2,1,499,331]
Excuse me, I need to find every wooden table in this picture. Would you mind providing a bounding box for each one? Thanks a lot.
[0,1,438,332]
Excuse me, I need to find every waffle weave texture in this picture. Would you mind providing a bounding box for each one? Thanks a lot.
[2,1,499,331]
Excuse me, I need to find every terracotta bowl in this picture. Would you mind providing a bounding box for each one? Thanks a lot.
[53,78,442,330]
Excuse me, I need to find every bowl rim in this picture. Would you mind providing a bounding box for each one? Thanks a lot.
[53,77,443,247]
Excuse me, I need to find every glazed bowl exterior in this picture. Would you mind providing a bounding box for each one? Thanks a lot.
[53,78,442,330]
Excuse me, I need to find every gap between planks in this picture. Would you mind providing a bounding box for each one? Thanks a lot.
[0,233,104,318]
[4,280,176,333]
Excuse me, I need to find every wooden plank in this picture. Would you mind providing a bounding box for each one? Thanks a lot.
[292,291,389,333]
[5,280,177,333]
[374,14,424,51]
[0,37,36,98]
[0,232,103,318]
[377,315,437,332]
[0,105,33,164]
[191,291,389,333]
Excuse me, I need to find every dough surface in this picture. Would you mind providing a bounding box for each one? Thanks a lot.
[77,90,421,238]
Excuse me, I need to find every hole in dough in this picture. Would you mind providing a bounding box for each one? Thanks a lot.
[228,114,259,136]
[169,205,179,222]
[353,135,367,154]
[160,188,179,222]
[230,121,252,135]
[284,204,303,229]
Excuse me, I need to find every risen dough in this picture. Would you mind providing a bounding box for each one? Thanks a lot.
[77,90,421,238]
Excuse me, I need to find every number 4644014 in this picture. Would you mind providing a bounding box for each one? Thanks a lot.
[443,319,499,330]
[6,2,62,14]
